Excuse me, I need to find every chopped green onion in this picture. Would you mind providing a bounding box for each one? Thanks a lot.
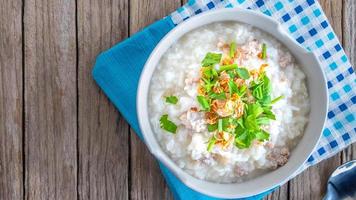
[207,137,216,152]
[218,119,223,132]
[230,42,236,58]
[219,64,238,72]
[271,95,285,104]
[262,43,267,60]
[201,77,215,93]
[202,53,222,67]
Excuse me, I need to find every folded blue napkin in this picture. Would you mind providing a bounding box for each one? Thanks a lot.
[93,0,356,199]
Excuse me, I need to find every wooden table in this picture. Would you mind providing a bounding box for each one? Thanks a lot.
[0,0,354,199]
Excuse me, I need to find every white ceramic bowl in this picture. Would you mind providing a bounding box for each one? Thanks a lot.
[137,8,328,199]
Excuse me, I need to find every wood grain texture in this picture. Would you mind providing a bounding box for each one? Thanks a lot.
[129,1,180,199]
[289,158,342,200]
[77,0,130,199]
[265,186,288,200]
[24,0,77,199]
[343,0,356,69]
[0,0,354,200]
[0,0,23,199]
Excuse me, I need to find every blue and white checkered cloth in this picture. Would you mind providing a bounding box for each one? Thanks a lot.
[171,0,356,172]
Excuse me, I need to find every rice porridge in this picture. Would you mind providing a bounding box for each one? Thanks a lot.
[148,22,310,183]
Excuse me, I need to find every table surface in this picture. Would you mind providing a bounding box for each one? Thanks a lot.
[0,0,355,199]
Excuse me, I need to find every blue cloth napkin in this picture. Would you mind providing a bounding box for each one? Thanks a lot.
[93,0,356,199]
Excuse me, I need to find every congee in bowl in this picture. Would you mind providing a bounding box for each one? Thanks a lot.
[148,22,310,183]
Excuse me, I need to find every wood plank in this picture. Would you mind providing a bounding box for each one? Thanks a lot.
[288,1,343,199]
[289,158,341,200]
[265,185,288,200]
[129,1,180,199]
[23,0,77,199]
[77,0,130,199]
[342,0,356,162]
[343,0,356,68]
[0,0,23,199]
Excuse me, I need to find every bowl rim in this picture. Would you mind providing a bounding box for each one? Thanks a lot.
[137,8,328,199]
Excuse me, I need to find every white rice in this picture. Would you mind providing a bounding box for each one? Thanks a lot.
[148,22,310,183]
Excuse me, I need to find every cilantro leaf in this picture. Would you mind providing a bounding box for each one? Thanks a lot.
[235,124,245,135]
[251,74,272,103]
[235,118,245,129]
[262,74,271,95]
[256,130,269,141]
[201,77,218,93]
[256,117,270,125]
[260,95,271,106]
[228,80,239,95]
[236,68,250,80]
[202,67,218,80]
[202,53,222,67]
[235,131,255,149]
[230,42,237,58]
[244,115,259,131]
[165,95,178,104]
[227,70,236,78]
[263,107,276,120]
[235,142,248,149]
[247,103,264,117]
[221,117,232,132]
[238,85,247,97]
[207,123,218,132]
[159,114,177,134]
[202,82,214,93]
[197,95,210,111]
